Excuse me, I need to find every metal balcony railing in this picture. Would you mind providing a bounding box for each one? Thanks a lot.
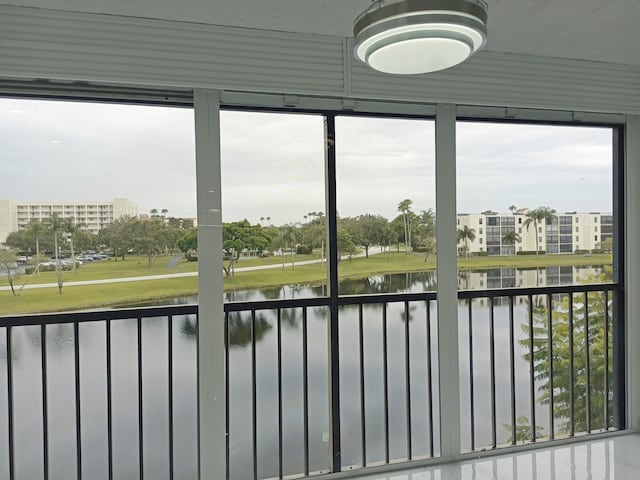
[0,282,625,480]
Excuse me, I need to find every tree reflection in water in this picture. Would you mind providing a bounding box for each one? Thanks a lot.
[227,311,272,348]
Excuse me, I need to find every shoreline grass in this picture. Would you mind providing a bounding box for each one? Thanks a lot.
[0,252,612,316]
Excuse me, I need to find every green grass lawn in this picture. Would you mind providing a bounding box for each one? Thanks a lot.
[18,253,320,285]
[0,252,612,316]
[1,277,199,316]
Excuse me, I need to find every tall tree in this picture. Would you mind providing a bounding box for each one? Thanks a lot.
[397,199,414,254]
[344,214,388,258]
[413,209,436,260]
[177,227,198,254]
[524,206,557,255]
[277,224,302,269]
[130,218,171,266]
[0,249,19,296]
[26,220,45,273]
[457,225,476,258]
[99,215,137,261]
[46,214,66,293]
[509,205,518,214]
[337,227,357,260]
[520,280,612,436]
[62,217,81,273]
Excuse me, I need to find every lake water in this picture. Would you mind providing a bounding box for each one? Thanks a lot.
[0,265,611,480]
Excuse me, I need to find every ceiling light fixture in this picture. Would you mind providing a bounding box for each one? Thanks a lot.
[353,0,488,75]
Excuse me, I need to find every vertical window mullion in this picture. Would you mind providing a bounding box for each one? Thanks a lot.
[325,114,342,472]
[435,103,461,458]
[194,89,226,480]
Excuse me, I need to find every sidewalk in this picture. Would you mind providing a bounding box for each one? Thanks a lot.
[0,248,386,292]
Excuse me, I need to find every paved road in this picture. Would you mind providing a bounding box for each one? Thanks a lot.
[0,248,387,292]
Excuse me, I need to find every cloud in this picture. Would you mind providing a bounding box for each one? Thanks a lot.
[0,99,614,226]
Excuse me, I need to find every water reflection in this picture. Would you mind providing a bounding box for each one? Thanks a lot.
[1,264,612,480]
[228,312,272,348]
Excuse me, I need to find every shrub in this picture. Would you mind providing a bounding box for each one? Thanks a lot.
[296,245,313,255]
[516,250,545,255]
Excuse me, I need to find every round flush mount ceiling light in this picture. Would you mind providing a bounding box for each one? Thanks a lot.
[353,0,488,75]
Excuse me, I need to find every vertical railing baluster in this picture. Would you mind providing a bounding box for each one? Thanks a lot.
[302,307,309,477]
[612,286,626,430]
[489,297,496,449]
[382,303,390,464]
[168,316,174,480]
[585,292,591,433]
[7,327,15,480]
[137,317,144,480]
[41,324,49,480]
[251,310,258,480]
[196,312,201,480]
[358,304,366,467]
[569,294,575,437]
[224,312,230,480]
[425,301,434,458]
[547,294,554,440]
[106,320,113,480]
[604,290,610,430]
[468,298,475,451]
[277,309,283,479]
[74,321,82,480]
[528,294,537,443]
[404,300,412,460]
[508,296,516,446]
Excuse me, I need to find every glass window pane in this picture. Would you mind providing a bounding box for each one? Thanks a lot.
[456,122,613,289]
[220,110,327,300]
[456,121,616,453]
[0,98,196,315]
[335,116,436,295]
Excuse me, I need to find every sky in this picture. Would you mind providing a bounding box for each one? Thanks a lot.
[0,98,613,225]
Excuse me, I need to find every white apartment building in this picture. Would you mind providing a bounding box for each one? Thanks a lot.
[456,211,613,256]
[0,198,138,244]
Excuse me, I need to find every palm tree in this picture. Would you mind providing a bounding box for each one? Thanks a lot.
[457,225,476,258]
[509,205,518,214]
[47,213,65,262]
[502,230,521,256]
[523,206,557,255]
[26,220,45,274]
[280,224,302,269]
[47,213,66,293]
[150,208,159,218]
[397,198,413,254]
[161,208,169,219]
[62,217,82,273]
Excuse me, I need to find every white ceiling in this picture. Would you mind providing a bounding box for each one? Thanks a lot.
[3,0,640,66]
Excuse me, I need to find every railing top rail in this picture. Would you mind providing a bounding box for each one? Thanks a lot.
[224,296,330,312]
[458,282,619,299]
[0,304,198,327]
[224,291,439,312]
[338,291,437,305]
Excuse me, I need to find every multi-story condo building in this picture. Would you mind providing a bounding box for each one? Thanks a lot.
[0,198,138,244]
[456,210,613,256]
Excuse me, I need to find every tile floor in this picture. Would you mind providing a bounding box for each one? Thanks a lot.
[355,434,640,480]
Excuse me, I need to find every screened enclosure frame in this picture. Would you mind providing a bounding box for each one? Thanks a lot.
[0,84,631,480]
